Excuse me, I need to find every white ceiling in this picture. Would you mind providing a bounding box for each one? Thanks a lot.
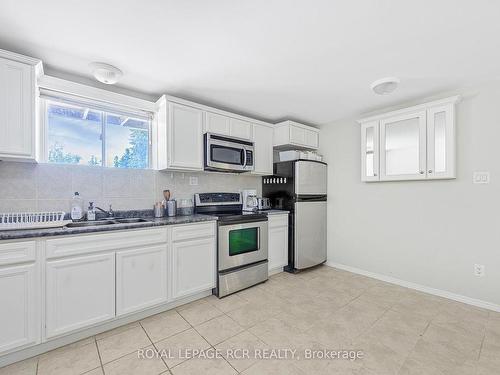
[1,0,499,125]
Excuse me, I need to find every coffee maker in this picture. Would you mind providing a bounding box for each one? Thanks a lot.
[242,189,258,211]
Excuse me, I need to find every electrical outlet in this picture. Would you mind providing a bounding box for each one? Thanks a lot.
[474,264,485,277]
[189,176,198,186]
[473,171,490,184]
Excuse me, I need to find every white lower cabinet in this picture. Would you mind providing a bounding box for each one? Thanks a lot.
[0,263,39,353]
[116,245,168,316]
[268,214,289,272]
[171,237,216,299]
[45,253,115,338]
[0,222,219,358]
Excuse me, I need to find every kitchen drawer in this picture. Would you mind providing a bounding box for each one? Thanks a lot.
[171,222,215,242]
[268,214,289,228]
[46,227,168,259]
[0,240,36,266]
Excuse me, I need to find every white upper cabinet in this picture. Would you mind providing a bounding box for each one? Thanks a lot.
[360,121,379,182]
[359,96,459,182]
[204,112,231,136]
[204,111,253,140]
[426,103,455,179]
[252,124,274,175]
[0,50,43,162]
[273,120,319,150]
[229,118,253,140]
[156,97,204,171]
[156,95,272,172]
[380,110,427,181]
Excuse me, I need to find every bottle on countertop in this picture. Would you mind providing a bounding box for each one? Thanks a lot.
[87,202,96,221]
[71,192,84,221]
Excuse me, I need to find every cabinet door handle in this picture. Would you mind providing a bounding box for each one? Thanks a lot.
[428,170,433,173]
[419,171,424,174]
[373,173,377,176]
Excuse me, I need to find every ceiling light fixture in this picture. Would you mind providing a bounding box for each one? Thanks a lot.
[370,77,400,95]
[89,62,123,85]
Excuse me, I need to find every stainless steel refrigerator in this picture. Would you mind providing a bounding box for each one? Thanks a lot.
[262,160,327,272]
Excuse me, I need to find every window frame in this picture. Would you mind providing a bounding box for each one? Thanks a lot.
[40,97,153,169]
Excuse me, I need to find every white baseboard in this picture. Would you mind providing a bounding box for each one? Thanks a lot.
[326,261,500,313]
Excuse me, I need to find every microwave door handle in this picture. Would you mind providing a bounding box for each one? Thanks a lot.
[242,147,247,167]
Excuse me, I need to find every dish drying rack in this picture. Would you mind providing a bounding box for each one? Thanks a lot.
[0,211,72,231]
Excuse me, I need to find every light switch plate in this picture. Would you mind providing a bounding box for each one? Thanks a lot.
[189,176,198,186]
[473,171,490,184]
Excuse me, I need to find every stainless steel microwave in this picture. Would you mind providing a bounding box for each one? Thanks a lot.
[204,133,254,172]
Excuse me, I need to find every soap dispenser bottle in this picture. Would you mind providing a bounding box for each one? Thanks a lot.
[87,202,96,221]
[71,192,84,221]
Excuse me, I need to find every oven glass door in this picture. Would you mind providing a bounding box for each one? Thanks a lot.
[229,227,259,256]
[210,145,244,166]
[218,221,268,271]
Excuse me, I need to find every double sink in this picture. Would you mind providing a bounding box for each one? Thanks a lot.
[66,218,151,228]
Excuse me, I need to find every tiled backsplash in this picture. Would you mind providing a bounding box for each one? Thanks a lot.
[0,162,262,213]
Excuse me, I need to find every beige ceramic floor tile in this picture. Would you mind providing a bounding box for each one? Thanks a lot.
[103,345,167,375]
[392,292,446,319]
[0,356,38,375]
[4,266,494,375]
[215,330,268,373]
[241,359,304,375]
[401,338,474,375]
[422,322,483,360]
[194,314,244,345]
[249,316,303,346]
[170,357,237,375]
[226,303,278,328]
[95,321,140,340]
[83,368,104,375]
[176,300,223,326]
[154,328,211,368]
[352,338,407,375]
[203,294,249,313]
[97,325,151,364]
[38,340,100,375]
[141,310,191,343]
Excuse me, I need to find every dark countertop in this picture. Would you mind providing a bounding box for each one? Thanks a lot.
[0,208,291,241]
[0,214,218,241]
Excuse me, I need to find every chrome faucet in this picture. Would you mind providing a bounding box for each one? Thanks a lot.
[95,204,114,218]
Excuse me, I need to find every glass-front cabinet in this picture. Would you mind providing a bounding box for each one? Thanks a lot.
[359,96,458,182]
[380,110,427,181]
[360,121,379,182]
[426,103,455,179]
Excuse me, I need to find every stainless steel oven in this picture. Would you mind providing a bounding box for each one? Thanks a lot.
[194,192,269,298]
[218,218,268,271]
[217,215,268,297]
[204,133,254,172]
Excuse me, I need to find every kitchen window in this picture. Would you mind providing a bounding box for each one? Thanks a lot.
[43,97,152,168]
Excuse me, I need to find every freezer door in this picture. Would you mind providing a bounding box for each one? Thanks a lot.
[295,161,327,195]
[294,200,327,269]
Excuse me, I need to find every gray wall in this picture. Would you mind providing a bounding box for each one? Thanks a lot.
[319,83,500,307]
[0,163,261,212]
